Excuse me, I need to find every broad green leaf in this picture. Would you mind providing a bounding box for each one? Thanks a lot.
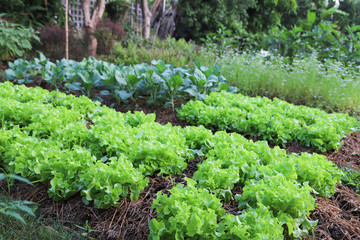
[114,90,133,100]
[115,70,127,85]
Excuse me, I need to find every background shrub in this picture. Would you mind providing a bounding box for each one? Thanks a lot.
[35,24,85,61]
[94,19,126,55]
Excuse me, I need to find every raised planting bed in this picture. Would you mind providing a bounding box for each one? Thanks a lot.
[1,82,360,239]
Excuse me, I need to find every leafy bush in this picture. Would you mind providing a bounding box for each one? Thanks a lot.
[281,0,329,28]
[105,0,130,22]
[94,19,126,55]
[0,20,39,61]
[334,0,360,28]
[176,0,254,41]
[200,7,360,65]
[261,22,360,64]
[0,0,66,28]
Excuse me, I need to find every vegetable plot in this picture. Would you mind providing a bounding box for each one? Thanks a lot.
[178,91,360,151]
[0,82,344,238]
[4,54,236,110]
[150,130,341,238]
[0,82,189,208]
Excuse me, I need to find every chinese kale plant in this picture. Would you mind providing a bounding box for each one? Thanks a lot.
[5,55,236,109]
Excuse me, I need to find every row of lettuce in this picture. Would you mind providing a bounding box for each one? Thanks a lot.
[3,54,236,110]
[178,91,360,152]
[0,82,346,239]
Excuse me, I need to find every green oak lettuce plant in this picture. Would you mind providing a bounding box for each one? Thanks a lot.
[149,178,225,240]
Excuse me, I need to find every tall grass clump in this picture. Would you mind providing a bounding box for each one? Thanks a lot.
[208,51,360,117]
[104,36,202,68]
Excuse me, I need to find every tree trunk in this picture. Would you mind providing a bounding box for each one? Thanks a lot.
[150,0,162,14]
[141,0,152,39]
[81,0,106,57]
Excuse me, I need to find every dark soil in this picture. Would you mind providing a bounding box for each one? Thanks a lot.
[113,98,188,128]
[1,81,360,239]
[222,185,243,216]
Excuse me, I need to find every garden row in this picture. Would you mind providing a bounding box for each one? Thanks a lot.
[178,91,360,152]
[0,82,345,239]
[4,54,236,110]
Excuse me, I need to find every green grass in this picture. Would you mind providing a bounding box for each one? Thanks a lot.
[0,194,85,240]
[199,51,360,117]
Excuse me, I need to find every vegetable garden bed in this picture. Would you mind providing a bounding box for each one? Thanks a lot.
[2,132,360,239]
[1,57,360,239]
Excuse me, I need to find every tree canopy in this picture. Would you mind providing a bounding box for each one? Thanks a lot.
[0,0,66,27]
[176,0,301,41]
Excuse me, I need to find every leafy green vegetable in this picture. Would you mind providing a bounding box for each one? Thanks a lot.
[5,55,234,105]
[149,178,225,240]
[0,81,344,239]
[178,91,360,151]
[217,204,284,240]
[165,75,184,111]
[80,156,148,208]
[237,174,316,237]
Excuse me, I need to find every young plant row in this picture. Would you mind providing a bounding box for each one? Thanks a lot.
[0,82,343,238]
[0,128,147,209]
[150,128,342,239]
[178,91,360,152]
[4,54,236,110]
[0,83,192,177]
[0,82,191,208]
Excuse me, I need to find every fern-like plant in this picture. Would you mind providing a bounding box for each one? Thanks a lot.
[0,173,36,224]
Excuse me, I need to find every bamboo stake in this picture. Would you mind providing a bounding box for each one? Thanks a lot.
[65,0,69,59]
